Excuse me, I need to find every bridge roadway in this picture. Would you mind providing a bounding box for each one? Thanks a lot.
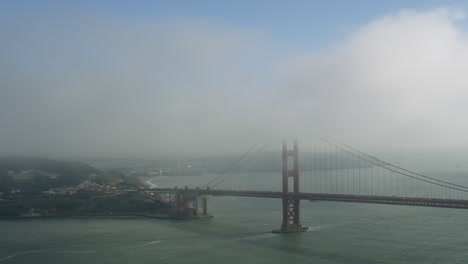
[143,188,468,209]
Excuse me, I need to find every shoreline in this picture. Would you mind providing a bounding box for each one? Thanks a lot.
[137,176,159,188]
[145,179,157,188]
[0,213,204,220]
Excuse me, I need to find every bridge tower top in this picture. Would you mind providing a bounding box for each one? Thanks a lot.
[282,139,299,194]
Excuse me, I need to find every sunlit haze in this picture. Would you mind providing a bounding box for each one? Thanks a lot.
[2,0,468,159]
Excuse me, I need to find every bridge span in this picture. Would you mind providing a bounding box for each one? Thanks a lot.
[141,138,468,233]
[144,188,468,210]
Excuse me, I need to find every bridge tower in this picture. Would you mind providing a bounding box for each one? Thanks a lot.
[273,139,308,233]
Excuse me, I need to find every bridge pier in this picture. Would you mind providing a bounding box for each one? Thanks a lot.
[169,187,212,218]
[195,194,212,217]
[273,139,308,233]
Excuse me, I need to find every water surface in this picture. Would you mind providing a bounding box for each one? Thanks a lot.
[1,173,468,264]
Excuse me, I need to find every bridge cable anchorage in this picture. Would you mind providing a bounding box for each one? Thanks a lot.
[320,137,468,194]
[202,144,258,189]
[324,137,468,191]
[209,142,270,189]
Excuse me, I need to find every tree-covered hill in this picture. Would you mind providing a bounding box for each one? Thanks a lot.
[0,156,98,176]
[0,157,101,196]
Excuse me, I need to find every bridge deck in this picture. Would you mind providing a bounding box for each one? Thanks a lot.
[144,188,468,209]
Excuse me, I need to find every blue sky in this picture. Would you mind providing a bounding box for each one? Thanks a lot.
[2,1,468,158]
[4,0,467,52]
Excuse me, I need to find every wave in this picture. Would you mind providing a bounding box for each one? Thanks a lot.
[0,250,96,262]
[120,240,161,249]
[241,233,276,241]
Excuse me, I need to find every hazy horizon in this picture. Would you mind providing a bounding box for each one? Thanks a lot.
[2,1,468,160]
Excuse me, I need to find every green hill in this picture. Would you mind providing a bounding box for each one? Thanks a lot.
[0,156,98,175]
[0,157,100,196]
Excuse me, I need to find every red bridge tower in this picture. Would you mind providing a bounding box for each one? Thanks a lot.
[273,139,308,233]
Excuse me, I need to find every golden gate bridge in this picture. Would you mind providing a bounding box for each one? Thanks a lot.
[142,138,468,233]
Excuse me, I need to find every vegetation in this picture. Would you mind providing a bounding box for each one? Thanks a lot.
[0,157,100,196]
[0,156,168,217]
[0,192,170,217]
[0,157,98,179]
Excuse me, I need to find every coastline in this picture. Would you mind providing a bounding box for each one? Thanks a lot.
[137,176,158,188]
[0,212,202,220]
[145,179,157,188]
[0,177,177,220]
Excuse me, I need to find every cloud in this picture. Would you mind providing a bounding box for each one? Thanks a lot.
[0,14,269,158]
[278,8,468,151]
[1,7,468,158]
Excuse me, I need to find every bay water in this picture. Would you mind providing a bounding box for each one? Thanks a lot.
[1,172,468,263]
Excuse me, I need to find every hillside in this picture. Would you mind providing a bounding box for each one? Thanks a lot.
[0,156,98,175]
[0,157,100,197]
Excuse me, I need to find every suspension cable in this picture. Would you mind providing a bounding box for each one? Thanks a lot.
[321,138,468,194]
[210,142,270,189]
[202,144,257,188]
[324,137,468,190]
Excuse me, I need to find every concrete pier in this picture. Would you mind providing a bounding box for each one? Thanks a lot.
[169,187,212,218]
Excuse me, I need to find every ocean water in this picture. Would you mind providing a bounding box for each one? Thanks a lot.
[2,173,468,264]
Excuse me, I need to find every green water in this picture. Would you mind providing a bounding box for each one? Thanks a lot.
[2,174,468,263]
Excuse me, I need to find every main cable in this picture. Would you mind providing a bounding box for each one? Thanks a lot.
[321,138,468,194]
[324,137,468,190]
[210,142,270,189]
[202,144,257,188]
